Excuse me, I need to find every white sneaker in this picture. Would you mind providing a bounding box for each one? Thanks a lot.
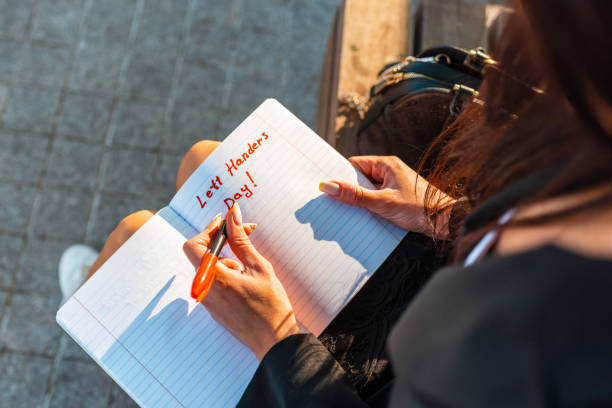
[58,244,99,304]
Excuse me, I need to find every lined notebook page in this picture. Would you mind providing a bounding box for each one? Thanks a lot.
[171,99,406,335]
[57,207,258,408]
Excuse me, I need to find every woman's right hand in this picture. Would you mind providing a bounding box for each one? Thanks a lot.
[319,155,454,239]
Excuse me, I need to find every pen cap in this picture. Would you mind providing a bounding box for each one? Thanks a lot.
[208,219,227,255]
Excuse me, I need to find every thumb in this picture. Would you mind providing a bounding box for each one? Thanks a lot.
[319,180,382,210]
[226,203,263,269]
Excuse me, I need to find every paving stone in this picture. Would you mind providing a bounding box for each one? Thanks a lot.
[228,77,277,121]
[230,30,283,118]
[2,86,61,133]
[241,0,287,34]
[68,40,124,93]
[100,148,157,194]
[185,1,235,61]
[0,0,36,39]
[15,238,66,295]
[0,82,7,108]
[285,2,336,128]
[16,43,71,88]
[151,195,171,211]
[31,0,84,45]
[111,99,165,148]
[0,352,52,408]
[191,0,234,29]
[0,40,22,81]
[234,27,284,67]
[0,184,36,233]
[0,290,6,315]
[174,58,225,105]
[89,193,150,247]
[279,46,323,128]
[0,234,24,288]
[280,59,319,127]
[44,139,102,189]
[165,101,223,155]
[157,153,182,197]
[0,131,49,183]
[291,0,340,31]
[216,108,246,142]
[62,334,92,361]
[134,0,187,53]
[120,52,175,101]
[108,384,139,408]
[81,0,138,43]
[1,293,62,354]
[57,92,113,141]
[33,187,92,241]
[49,359,112,408]
[185,24,233,62]
[283,86,317,129]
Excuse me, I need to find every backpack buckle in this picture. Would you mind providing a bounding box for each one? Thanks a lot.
[464,47,496,75]
[449,84,478,115]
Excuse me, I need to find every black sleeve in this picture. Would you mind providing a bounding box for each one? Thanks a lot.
[238,334,369,408]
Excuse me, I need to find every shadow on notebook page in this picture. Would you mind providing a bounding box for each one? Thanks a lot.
[100,276,243,407]
[295,195,369,271]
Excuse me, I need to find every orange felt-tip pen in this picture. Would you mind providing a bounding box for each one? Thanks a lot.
[191,210,231,302]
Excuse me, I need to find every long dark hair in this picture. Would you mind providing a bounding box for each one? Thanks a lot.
[422,0,612,261]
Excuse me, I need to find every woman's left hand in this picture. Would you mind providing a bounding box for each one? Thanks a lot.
[183,203,300,361]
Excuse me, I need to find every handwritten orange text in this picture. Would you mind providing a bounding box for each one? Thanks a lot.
[225,132,269,177]
[223,171,257,210]
[195,175,223,209]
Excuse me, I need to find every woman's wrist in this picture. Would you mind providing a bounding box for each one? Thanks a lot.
[418,194,456,240]
[430,205,453,240]
[253,315,301,361]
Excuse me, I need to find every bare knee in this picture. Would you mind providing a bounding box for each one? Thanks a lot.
[176,140,221,191]
[111,210,155,244]
[88,210,154,278]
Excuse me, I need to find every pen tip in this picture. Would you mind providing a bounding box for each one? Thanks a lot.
[224,204,235,221]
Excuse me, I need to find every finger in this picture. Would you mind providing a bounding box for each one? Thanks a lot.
[348,156,378,179]
[200,261,240,307]
[183,213,223,267]
[243,223,257,235]
[349,155,406,186]
[218,257,243,271]
[319,180,384,210]
[347,156,390,183]
[226,203,265,270]
[183,219,255,268]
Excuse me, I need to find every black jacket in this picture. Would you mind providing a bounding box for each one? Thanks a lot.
[239,168,612,407]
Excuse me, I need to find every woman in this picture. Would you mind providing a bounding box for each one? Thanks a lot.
[186,1,612,405]
[64,0,612,405]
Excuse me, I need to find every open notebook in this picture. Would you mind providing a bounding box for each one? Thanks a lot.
[56,99,407,407]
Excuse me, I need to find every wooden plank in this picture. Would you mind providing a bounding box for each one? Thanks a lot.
[337,0,411,98]
[316,0,412,153]
[335,0,412,156]
[316,0,345,147]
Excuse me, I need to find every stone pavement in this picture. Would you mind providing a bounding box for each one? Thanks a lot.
[0,0,339,406]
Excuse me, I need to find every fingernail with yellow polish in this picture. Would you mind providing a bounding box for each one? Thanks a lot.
[319,181,341,196]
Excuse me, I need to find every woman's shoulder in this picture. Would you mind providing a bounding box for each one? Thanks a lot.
[427,244,612,324]
[387,245,612,406]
